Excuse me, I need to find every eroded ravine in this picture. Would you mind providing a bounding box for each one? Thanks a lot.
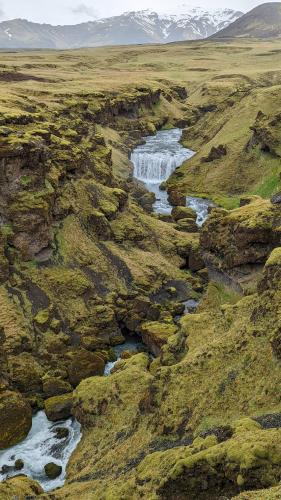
[0,128,209,493]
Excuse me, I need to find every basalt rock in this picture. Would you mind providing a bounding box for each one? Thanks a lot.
[0,390,32,449]
[140,321,178,356]
[172,206,197,222]
[42,377,72,398]
[248,110,281,157]
[271,191,281,204]
[201,199,281,272]
[167,189,187,207]
[14,459,24,470]
[44,462,62,479]
[44,393,73,421]
[138,192,156,212]
[67,349,105,387]
[239,195,262,207]
[53,427,70,439]
[202,144,227,162]
[176,217,198,233]
[8,353,43,395]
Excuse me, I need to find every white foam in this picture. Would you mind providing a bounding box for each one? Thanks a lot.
[131,128,194,215]
[0,411,81,492]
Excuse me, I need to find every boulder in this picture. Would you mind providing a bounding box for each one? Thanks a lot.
[139,192,156,212]
[53,427,69,439]
[14,459,24,470]
[120,350,137,360]
[239,195,262,207]
[44,393,73,421]
[140,321,178,356]
[44,462,62,479]
[67,349,105,387]
[271,192,281,204]
[0,391,32,449]
[201,199,279,271]
[86,209,112,240]
[202,144,227,162]
[189,246,205,272]
[8,353,43,395]
[158,214,173,223]
[42,377,72,398]
[171,206,196,222]
[176,218,198,233]
[167,190,186,207]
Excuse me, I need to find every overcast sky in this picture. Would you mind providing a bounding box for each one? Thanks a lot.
[0,0,274,25]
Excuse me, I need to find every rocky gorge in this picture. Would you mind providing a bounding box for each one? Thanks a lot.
[1,37,281,499]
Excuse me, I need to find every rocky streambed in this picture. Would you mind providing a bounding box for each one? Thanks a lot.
[0,412,81,491]
[0,127,210,493]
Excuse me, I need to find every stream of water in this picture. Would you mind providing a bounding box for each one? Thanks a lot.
[131,128,215,223]
[131,128,194,214]
[186,196,215,227]
[0,412,81,491]
[0,128,209,493]
[104,335,145,375]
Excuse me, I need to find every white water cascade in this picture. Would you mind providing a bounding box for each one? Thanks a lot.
[186,196,216,227]
[131,128,216,224]
[104,335,144,376]
[0,412,81,492]
[131,128,194,214]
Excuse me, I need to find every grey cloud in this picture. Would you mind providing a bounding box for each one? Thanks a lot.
[71,3,98,18]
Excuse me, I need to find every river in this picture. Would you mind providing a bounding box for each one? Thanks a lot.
[0,127,210,492]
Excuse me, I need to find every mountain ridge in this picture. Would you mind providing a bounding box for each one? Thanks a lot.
[212,2,281,39]
[0,8,243,49]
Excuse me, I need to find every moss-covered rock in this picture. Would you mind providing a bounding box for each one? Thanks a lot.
[136,418,281,500]
[176,217,198,233]
[140,321,178,356]
[0,391,32,449]
[44,462,62,479]
[44,393,73,421]
[172,206,197,222]
[201,199,280,271]
[8,353,43,394]
[0,476,43,498]
[42,377,72,398]
[67,349,105,387]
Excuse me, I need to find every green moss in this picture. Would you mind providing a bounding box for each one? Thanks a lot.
[266,247,281,267]
[19,175,33,187]
[34,309,49,325]
[0,224,13,238]
[9,191,50,214]
[50,134,71,147]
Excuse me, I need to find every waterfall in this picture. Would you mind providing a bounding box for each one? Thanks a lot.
[131,152,179,183]
[130,128,194,214]
[131,128,194,185]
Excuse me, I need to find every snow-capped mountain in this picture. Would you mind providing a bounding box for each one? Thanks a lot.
[0,7,243,49]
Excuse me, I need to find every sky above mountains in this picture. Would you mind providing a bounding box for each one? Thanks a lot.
[0,0,275,25]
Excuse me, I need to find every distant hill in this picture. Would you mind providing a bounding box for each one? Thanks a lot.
[0,8,243,49]
[212,2,281,39]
